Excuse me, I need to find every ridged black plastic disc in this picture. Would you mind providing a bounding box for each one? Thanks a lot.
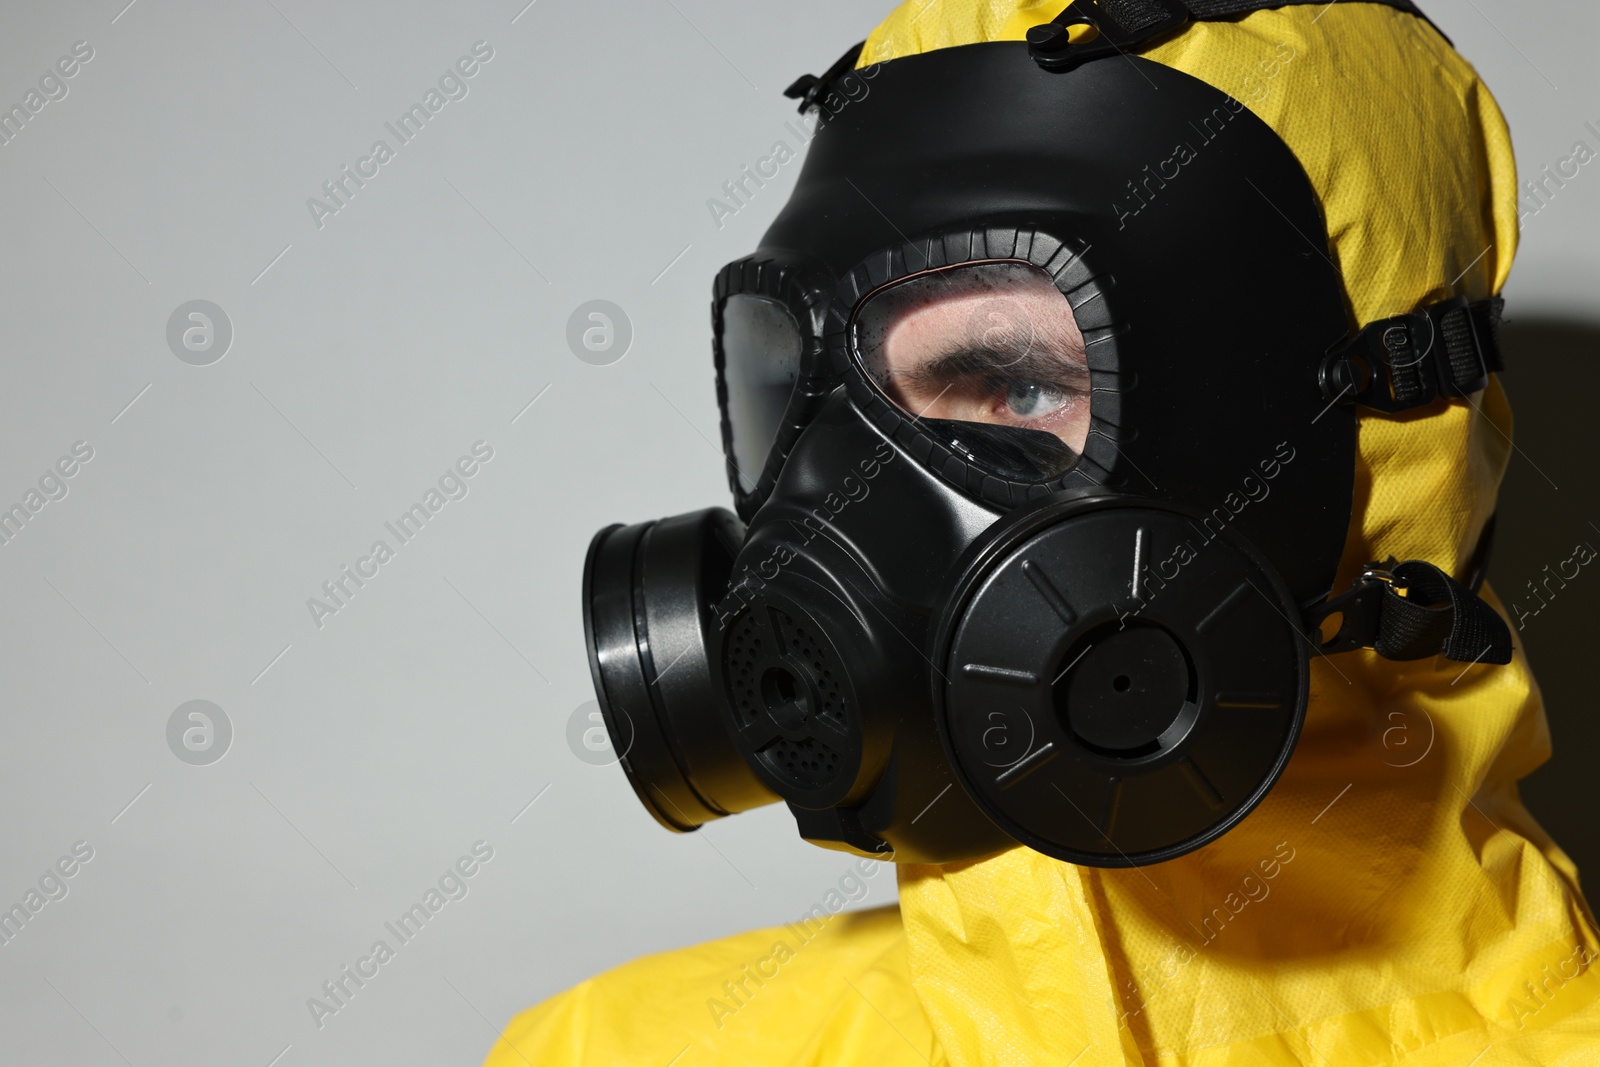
[935,497,1308,866]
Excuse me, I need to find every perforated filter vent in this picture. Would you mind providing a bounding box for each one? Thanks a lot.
[722,605,851,791]
[727,612,764,729]
[781,613,845,728]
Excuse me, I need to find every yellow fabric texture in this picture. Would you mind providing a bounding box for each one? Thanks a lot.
[487,5,1600,1065]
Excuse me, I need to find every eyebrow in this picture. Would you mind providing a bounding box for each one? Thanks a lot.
[891,345,1091,393]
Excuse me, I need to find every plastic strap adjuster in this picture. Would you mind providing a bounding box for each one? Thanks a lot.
[1319,296,1502,413]
[784,41,866,114]
[1027,0,1190,72]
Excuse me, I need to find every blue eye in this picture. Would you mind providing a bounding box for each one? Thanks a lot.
[1005,379,1067,418]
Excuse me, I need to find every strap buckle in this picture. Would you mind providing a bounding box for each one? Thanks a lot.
[1027,0,1190,72]
[1358,565,1400,586]
[1319,296,1495,413]
[1305,558,1400,655]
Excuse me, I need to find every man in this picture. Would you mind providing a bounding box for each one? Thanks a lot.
[491,2,1600,1063]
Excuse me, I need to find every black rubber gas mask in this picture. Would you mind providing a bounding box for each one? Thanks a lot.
[581,31,1511,866]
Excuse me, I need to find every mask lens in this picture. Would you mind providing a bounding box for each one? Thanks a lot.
[720,294,803,493]
[851,261,1089,482]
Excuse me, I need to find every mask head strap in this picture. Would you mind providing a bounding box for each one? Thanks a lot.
[1320,295,1505,413]
[1309,555,1514,665]
[1027,0,1449,73]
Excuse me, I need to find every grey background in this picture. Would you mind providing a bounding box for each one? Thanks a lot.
[0,2,1593,1065]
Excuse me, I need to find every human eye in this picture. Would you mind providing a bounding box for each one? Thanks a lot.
[851,260,1092,469]
[1002,377,1070,419]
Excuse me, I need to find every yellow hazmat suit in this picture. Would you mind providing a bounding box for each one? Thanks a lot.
[488,3,1600,1063]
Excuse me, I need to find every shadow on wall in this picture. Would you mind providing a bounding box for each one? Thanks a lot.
[1490,318,1600,886]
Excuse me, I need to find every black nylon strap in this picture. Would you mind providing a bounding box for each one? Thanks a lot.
[1102,0,1434,24]
[789,0,1449,110]
[1375,561,1513,663]
[1094,0,1182,34]
[1307,556,1514,665]
[1028,0,1449,71]
[1182,0,1431,21]
[1319,296,1505,413]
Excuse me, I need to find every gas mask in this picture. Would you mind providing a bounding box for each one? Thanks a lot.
[581,10,1512,867]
